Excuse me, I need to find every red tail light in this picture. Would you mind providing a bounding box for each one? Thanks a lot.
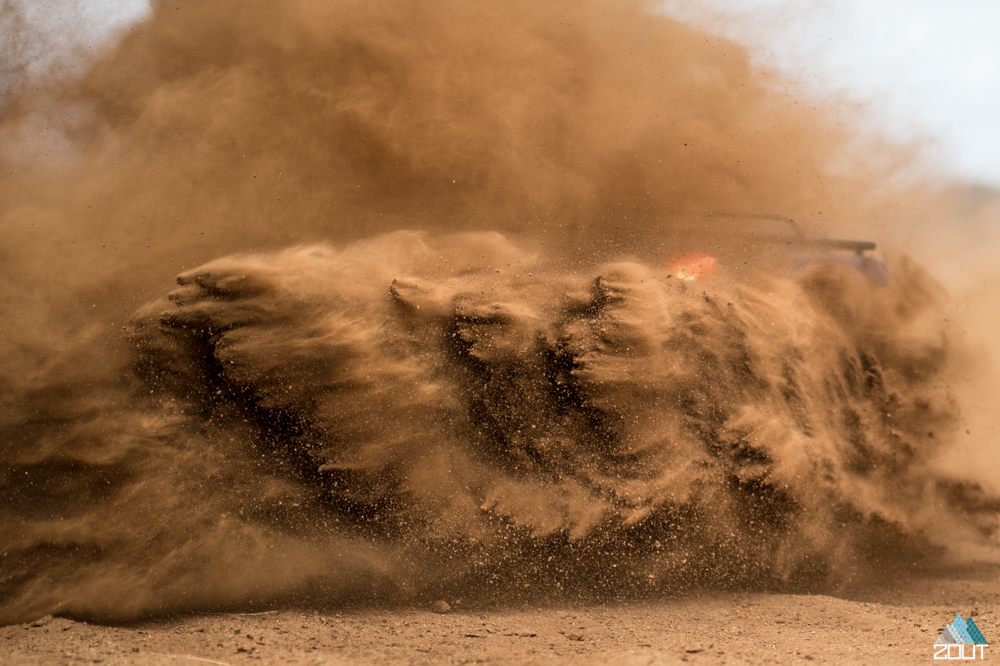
[668,252,715,280]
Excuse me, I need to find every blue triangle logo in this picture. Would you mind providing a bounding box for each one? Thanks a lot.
[949,615,975,643]
[937,614,989,644]
[967,617,988,645]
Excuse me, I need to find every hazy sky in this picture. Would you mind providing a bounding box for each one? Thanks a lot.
[5,0,998,185]
[0,0,149,83]
[669,0,1000,185]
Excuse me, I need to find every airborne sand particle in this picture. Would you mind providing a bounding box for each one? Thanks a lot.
[0,0,997,627]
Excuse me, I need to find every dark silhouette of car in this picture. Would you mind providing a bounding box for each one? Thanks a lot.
[663,213,889,285]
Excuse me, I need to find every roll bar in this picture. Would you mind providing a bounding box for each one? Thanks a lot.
[669,211,876,254]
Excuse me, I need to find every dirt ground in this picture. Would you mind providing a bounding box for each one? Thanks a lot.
[4,564,999,666]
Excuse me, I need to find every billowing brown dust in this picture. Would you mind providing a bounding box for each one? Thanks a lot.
[0,0,995,625]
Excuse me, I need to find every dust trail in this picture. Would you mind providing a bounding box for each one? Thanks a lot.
[0,0,994,624]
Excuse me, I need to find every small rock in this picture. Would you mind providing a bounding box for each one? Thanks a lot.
[431,600,451,614]
[566,633,584,641]
[50,618,76,632]
[30,615,53,628]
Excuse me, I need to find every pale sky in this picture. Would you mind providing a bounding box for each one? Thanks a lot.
[3,0,998,185]
[668,0,1000,185]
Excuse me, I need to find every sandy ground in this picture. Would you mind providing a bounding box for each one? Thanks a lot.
[4,565,999,666]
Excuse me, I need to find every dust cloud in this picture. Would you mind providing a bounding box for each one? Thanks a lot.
[0,0,995,625]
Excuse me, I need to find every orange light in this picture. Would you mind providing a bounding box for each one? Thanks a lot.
[668,252,715,280]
